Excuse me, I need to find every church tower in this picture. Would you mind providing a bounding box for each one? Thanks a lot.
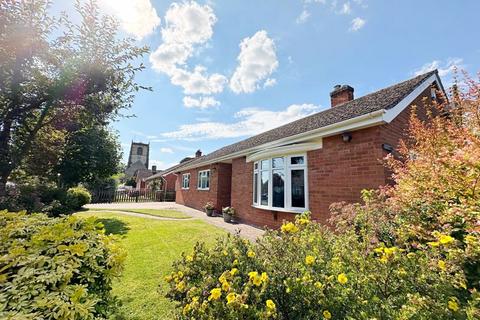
[125,141,149,177]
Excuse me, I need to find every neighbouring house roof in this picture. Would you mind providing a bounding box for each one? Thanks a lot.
[144,170,164,182]
[134,168,153,181]
[175,70,443,172]
[145,158,197,182]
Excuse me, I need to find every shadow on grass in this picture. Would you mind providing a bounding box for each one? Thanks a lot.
[97,218,130,236]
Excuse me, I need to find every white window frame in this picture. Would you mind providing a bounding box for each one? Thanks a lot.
[182,173,190,189]
[253,154,308,212]
[197,170,210,190]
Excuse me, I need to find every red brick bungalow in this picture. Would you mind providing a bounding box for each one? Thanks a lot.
[173,70,445,228]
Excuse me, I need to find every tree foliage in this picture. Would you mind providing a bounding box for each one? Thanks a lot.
[57,126,122,188]
[0,0,148,194]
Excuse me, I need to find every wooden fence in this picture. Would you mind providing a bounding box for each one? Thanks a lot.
[91,189,176,204]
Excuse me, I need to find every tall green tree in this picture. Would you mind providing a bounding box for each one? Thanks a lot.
[0,0,148,195]
[57,125,122,188]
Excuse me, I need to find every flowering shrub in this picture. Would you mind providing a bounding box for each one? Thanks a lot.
[222,206,236,216]
[165,213,478,319]
[203,202,215,210]
[0,211,126,319]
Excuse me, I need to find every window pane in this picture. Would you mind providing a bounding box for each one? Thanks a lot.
[253,173,258,204]
[272,157,284,168]
[291,169,305,208]
[272,170,285,208]
[261,160,269,170]
[291,156,305,165]
[261,171,269,206]
[254,163,258,170]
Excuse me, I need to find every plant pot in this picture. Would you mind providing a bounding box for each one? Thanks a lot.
[223,213,233,223]
[206,208,214,216]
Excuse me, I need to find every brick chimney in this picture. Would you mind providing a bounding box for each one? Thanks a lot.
[330,85,354,107]
[195,149,202,158]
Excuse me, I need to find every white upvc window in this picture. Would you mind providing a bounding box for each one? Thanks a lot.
[182,173,190,189]
[253,154,308,212]
[197,170,210,190]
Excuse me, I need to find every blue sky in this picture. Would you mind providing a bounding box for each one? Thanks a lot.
[52,0,479,170]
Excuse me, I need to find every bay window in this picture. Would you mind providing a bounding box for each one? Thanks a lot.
[253,155,307,211]
[197,170,210,190]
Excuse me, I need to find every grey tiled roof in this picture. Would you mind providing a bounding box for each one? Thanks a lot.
[175,70,438,171]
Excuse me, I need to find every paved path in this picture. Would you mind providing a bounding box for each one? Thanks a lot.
[85,202,265,241]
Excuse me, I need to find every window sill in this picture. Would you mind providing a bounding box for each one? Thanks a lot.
[251,205,306,214]
[181,188,189,190]
[197,188,210,191]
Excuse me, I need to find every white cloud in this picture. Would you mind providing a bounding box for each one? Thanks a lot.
[263,78,277,88]
[160,147,174,153]
[183,95,220,109]
[161,104,321,140]
[339,2,352,14]
[413,58,464,77]
[149,2,227,97]
[230,31,279,94]
[99,0,160,39]
[296,9,311,23]
[349,17,366,31]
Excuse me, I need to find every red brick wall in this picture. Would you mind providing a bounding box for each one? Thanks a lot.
[175,163,232,213]
[163,173,177,192]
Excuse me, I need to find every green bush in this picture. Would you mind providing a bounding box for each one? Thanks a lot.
[0,211,126,319]
[66,186,92,210]
[0,183,69,216]
[165,213,479,319]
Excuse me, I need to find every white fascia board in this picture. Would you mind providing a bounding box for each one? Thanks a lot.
[246,141,322,163]
[382,73,439,123]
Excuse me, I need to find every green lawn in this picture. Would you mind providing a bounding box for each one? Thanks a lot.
[85,208,191,219]
[76,211,226,320]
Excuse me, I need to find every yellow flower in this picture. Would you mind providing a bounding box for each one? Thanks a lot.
[248,271,263,286]
[438,260,446,271]
[383,247,397,256]
[314,281,322,289]
[465,235,475,244]
[247,250,256,258]
[305,255,315,265]
[164,275,173,282]
[379,255,388,264]
[222,281,230,292]
[298,218,310,225]
[248,271,258,280]
[230,268,238,276]
[266,299,276,311]
[337,273,348,285]
[219,273,227,284]
[448,299,459,312]
[222,250,228,256]
[186,255,194,262]
[261,272,269,282]
[233,259,239,266]
[226,292,237,304]
[176,281,186,292]
[208,288,222,301]
[286,287,291,293]
[281,222,299,233]
[183,303,191,315]
[439,235,455,245]
[323,310,332,319]
[177,271,184,278]
[427,241,440,247]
